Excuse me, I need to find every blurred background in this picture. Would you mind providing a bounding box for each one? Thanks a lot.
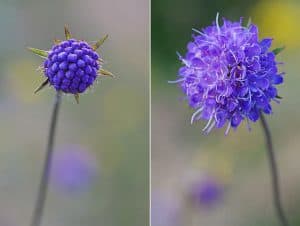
[152,0,300,226]
[0,0,148,226]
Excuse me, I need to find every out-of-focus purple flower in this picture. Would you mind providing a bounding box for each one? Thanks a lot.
[171,14,284,134]
[51,145,99,193]
[190,177,223,208]
[151,192,180,226]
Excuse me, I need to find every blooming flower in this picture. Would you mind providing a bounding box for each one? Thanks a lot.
[189,177,223,208]
[28,26,113,103]
[171,14,284,134]
[51,145,99,193]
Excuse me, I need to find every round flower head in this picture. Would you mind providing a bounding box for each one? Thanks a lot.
[28,25,114,103]
[171,14,284,134]
[44,39,100,94]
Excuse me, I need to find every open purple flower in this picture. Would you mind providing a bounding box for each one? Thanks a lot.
[51,145,99,193]
[171,14,284,134]
[28,25,114,103]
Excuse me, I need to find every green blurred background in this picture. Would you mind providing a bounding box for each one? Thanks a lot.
[0,0,148,226]
[152,0,300,225]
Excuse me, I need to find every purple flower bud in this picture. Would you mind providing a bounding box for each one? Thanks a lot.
[83,55,92,64]
[43,39,101,94]
[82,47,90,55]
[71,42,79,48]
[67,53,78,62]
[68,63,77,71]
[91,68,97,77]
[85,65,92,74]
[57,52,67,61]
[91,52,99,60]
[51,54,58,62]
[76,69,85,77]
[88,77,95,85]
[58,61,68,70]
[82,75,89,83]
[64,47,72,53]
[51,63,59,72]
[60,41,69,48]
[61,85,69,93]
[62,79,70,86]
[56,70,65,79]
[65,70,74,79]
[74,49,83,57]
[54,47,62,54]
[78,83,87,93]
[52,76,61,84]
[77,59,86,68]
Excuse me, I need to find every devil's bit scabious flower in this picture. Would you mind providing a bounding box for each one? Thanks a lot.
[28,25,114,103]
[44,40,99,94]
[171,14,284,134]
[28,26,114,226]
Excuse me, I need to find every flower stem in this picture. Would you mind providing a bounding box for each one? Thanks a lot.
[260,113,290,226]
[30,91,62,226]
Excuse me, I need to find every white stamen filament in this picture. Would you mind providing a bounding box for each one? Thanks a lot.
[182,59,190,67]
[191,106,204,124]
[202,114,214,132]
[216,12,221,34]
[205,120,216,134]
[176,51,182,60]
[192,28,206,36]
[168,78,186,84]
[229,50,238,63]
[198,40,219,47]
[246,118,251,131]
[225,121,231,135]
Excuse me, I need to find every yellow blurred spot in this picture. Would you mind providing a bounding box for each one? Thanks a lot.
[102,83,145,132]
[7,59,45,103]
[251,0,300,48]
[192,149,234,183]
[99,83,146,172]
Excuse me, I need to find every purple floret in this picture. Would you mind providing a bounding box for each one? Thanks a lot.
[43,39,100,94]
[173,15,284,134]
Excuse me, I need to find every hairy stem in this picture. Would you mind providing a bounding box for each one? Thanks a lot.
[260,113,290,226]
[30,91,62,226]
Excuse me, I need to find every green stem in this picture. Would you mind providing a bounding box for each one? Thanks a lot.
[260,113,290,226]
[30,91,62,226]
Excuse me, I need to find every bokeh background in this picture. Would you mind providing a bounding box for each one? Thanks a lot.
[0,0,148,226]
[152,0,300,225]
